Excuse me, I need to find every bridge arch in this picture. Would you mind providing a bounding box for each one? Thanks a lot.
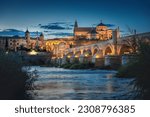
[119,44,132,55]
[66,52,73,58]
[74,51,81,58]
[83,49,92,57]
[93,48,99,55]
[104,44,114,55]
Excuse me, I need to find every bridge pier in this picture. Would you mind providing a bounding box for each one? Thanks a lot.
[79,54,84,63]
[51,57,57,65]
[92,58,104,67]
[84,56,92,63]
[121,54,137,65]
[62,56,67,64]
[57,58,62,65]
[70,56,75,63]
[104,55,121,68]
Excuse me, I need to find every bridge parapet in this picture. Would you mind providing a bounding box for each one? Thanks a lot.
[55,32,150,67]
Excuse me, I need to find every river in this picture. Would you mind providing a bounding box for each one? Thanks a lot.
[27,66,135,100]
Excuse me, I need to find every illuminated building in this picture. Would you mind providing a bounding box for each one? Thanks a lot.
[0,30,46,51]
[45,20,116,58]
[74,20,113,40]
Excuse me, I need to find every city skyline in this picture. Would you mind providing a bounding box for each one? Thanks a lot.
[0,0,150,39]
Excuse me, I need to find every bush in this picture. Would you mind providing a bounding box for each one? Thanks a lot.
[69,64,81,69]
[116,41,150,99]
[116,62,138,78]
[61,63,72,69]
[0,50,30,99]
[61,62,95,69]
[134,42,150,99]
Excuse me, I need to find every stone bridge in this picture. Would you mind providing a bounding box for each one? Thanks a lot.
[54,32,150,67]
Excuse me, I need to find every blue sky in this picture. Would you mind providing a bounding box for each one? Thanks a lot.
[0,0,150,39]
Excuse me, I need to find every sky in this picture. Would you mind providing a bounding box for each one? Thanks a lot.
[0,0,150,39]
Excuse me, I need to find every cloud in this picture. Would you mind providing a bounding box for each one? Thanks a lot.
[50,32,73,37]
[70,24,74,27]
[0,29,41,37]
[30,32,42,37]
[44,30,52,33]
[0,29,24,37]
[4,29,23,32]
[49,22,69,25]
[39,22,73,30]
[40,25,66,30]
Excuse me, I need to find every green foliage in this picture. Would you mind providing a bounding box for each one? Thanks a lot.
[61,62,95,69]
[69,64,82,69]
[134,42,150,99]
[116,62,138,78]
[0,50,29,99]
[61,63,72,69]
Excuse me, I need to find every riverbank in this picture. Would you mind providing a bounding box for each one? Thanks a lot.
[60,62,119,70]
[49,59,120,70]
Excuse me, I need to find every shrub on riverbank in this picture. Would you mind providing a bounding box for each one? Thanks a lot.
[116,41,150,99]
[0,50,29,99]
[61,62,95,69]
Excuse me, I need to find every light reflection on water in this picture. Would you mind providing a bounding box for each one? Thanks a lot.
[27,66,135,100]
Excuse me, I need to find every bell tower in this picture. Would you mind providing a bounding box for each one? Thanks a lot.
[25,28,30,48]
[40,33,44,46]
[74,20,78,39]
[40,33,44,42]
[74,20,78,28]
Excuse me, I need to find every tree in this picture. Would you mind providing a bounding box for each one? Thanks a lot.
[123,27,139,54]
[5,38,8,50]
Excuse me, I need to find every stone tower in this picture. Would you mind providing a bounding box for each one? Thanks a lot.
[112,27,120,43]
[40,33,44,48]
[74,20,78,39]
[112,27,120,55]
[25,29,30,48]
[74,20,78,28]
[40,33,44,42]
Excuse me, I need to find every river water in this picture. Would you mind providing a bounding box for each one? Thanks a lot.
[27,66,135,100]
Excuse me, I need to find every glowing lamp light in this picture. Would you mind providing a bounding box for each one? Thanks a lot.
[40,46,43,49]
[85,54,88,57]
[29,50,37,55]
[107,53,111,55]
[52,57,56,59]
[124,52,130,54]
[75,55,78,58]
[5,51,9,54]
[96,55,100,58]
[67,55,71,58]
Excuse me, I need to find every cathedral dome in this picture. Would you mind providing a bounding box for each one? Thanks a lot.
[97,22,106,27]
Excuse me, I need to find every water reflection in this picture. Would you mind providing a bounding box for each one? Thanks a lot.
[27,66,135,100]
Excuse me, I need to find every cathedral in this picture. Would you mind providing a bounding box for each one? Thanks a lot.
[0,20,117,55]
[45,20,118,58]
[74,20,112,40]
